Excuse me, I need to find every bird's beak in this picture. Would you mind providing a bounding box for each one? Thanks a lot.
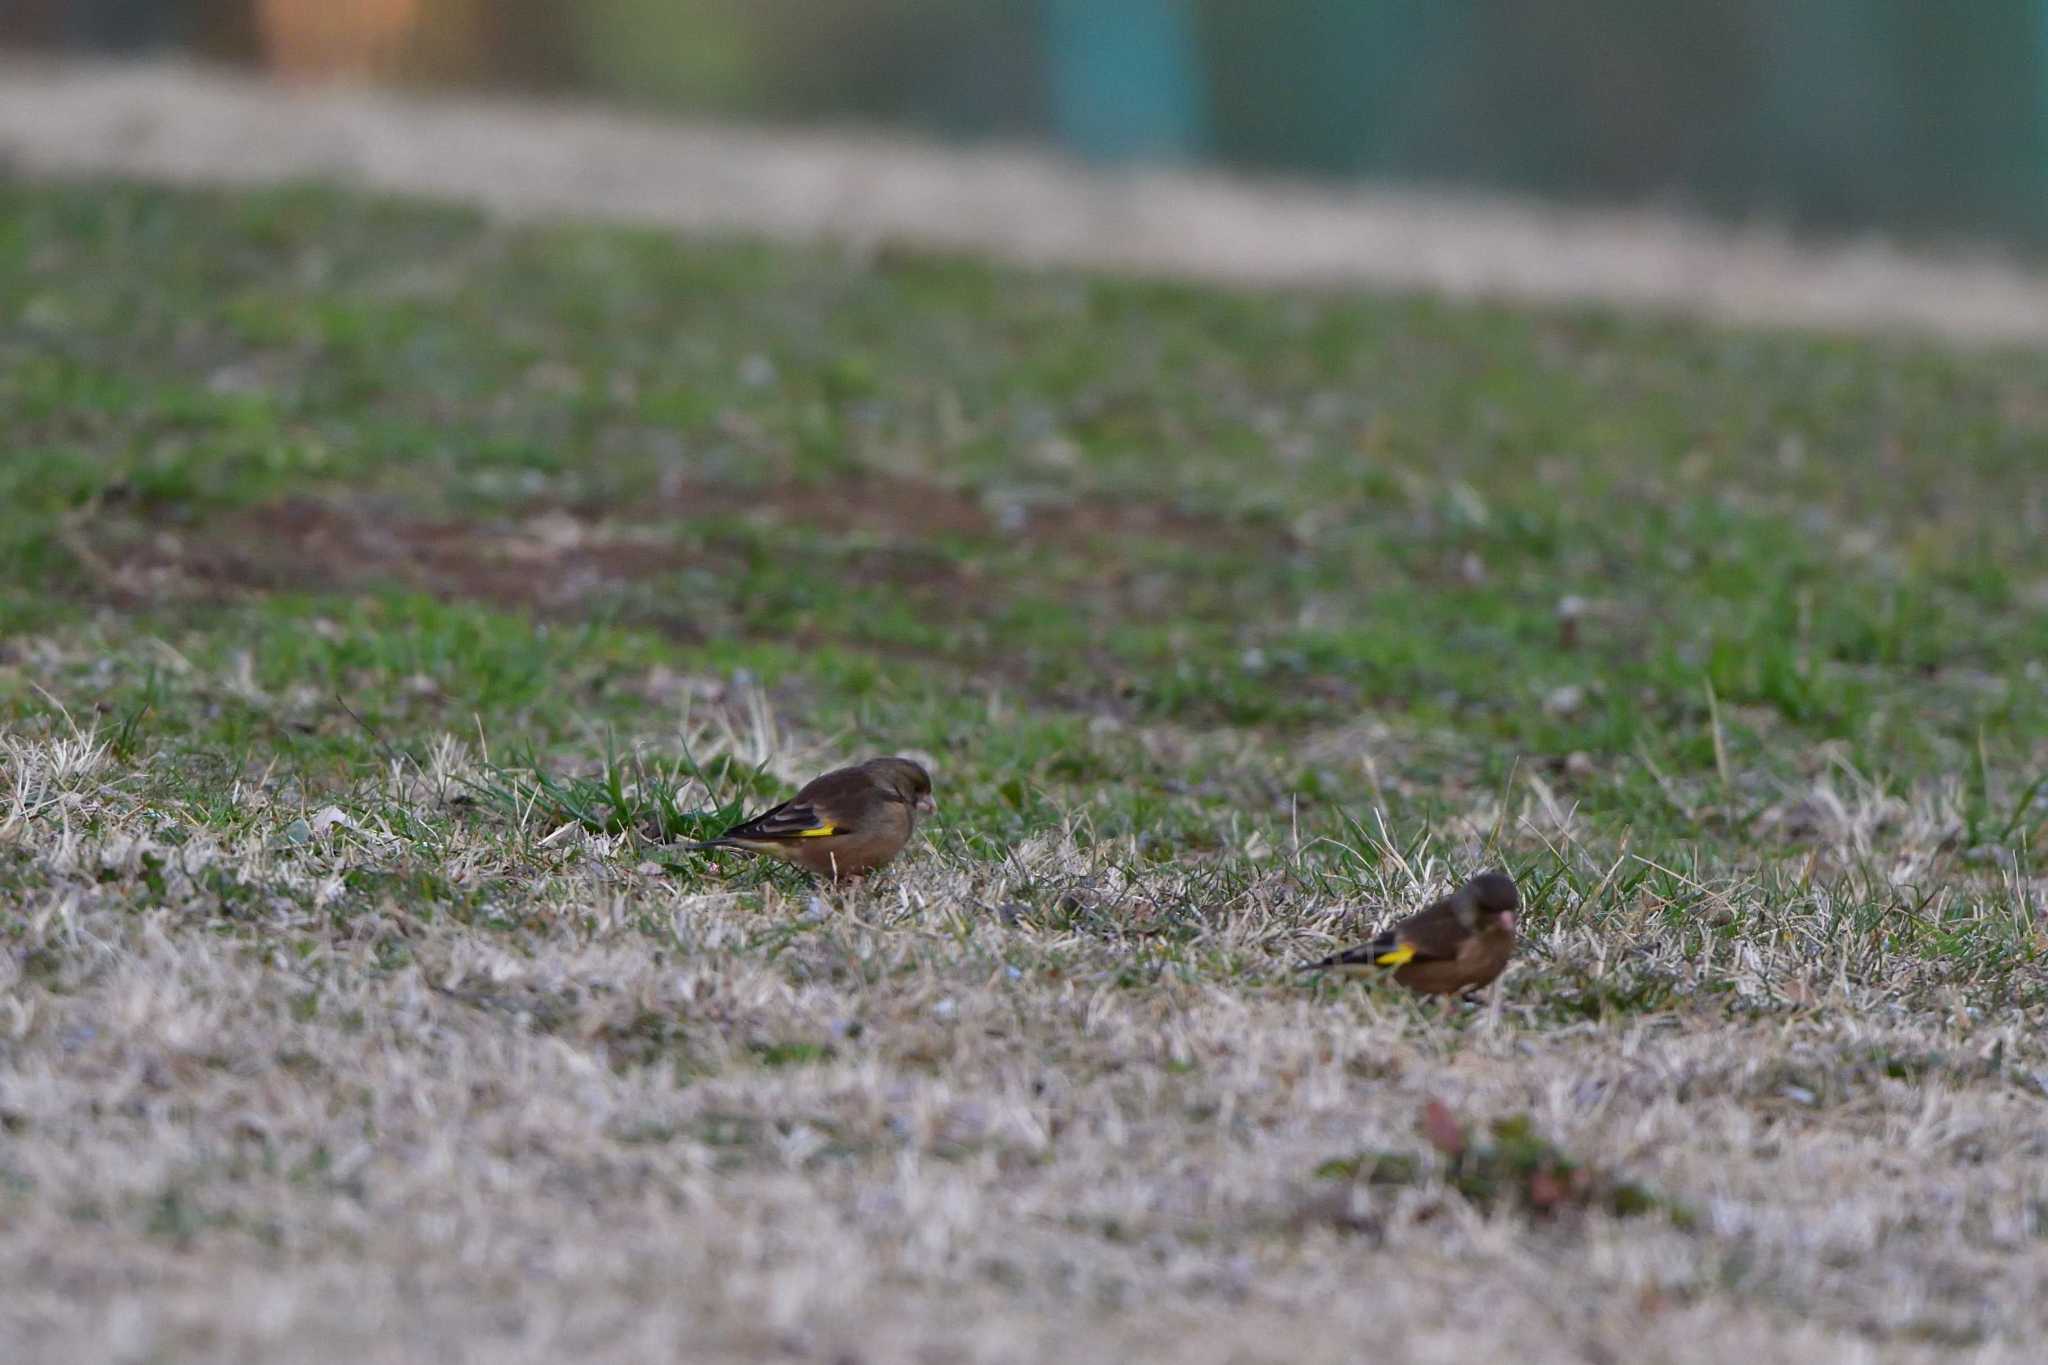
[916,793,938,815]
[1497,912,1517,931]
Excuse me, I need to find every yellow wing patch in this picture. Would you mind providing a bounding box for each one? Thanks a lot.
[794,825,839,838]
[1374,943,1417,967]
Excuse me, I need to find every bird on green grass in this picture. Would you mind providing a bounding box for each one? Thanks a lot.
[1299,871,1520,997]
[684,757,935,880]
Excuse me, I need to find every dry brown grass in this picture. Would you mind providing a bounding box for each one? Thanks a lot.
[5,704,2045,1365]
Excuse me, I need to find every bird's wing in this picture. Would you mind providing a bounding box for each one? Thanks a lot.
[1388,902,1472,962]
[713,764,894,844]
[1303,901,1472,971]
[717,799,841,843]
[1302,927,1412,970]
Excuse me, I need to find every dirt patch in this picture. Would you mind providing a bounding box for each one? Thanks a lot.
[80,496,720,617]
[643,473,1276,555]
[77,473,1275,619]
[66,477,1304,716]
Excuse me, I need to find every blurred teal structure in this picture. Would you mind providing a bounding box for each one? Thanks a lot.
[1089,0,2048,242]
[1051,0,2048,243]
[1043,0,1204,160]
[9,0,2048,244]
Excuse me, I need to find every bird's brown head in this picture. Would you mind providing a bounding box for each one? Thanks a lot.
[866,757,936,814]
[1466,871,1519,930]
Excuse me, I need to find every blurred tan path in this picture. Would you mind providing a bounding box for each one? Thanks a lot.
[6,58,2048,345]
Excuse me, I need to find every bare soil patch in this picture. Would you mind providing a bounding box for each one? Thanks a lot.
[71,474,1271,617]
[78,494,716,615]
[671,473,1268,552]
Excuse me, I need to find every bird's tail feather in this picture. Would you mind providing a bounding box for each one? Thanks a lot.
[1297,935,1406,973]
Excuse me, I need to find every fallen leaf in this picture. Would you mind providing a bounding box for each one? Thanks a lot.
[1527,1168,1568,1209]
[1418,1099,1466,1157]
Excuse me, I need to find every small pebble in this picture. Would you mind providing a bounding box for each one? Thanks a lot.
[1544,684,1586,717]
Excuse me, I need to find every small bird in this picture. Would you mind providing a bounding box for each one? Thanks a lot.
[684,757,934,880]
[1299,871,1520,997]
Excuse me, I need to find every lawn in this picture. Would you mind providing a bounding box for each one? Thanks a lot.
[3,180,2046,1363]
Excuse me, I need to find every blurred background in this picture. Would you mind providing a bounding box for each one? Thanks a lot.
[6,0,2048,248]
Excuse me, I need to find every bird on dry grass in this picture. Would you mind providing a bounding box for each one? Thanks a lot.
[1299,871,1520,997]
[684,757,934,880]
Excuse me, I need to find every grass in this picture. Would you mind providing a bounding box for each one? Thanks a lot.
[2,178,2047,1363]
